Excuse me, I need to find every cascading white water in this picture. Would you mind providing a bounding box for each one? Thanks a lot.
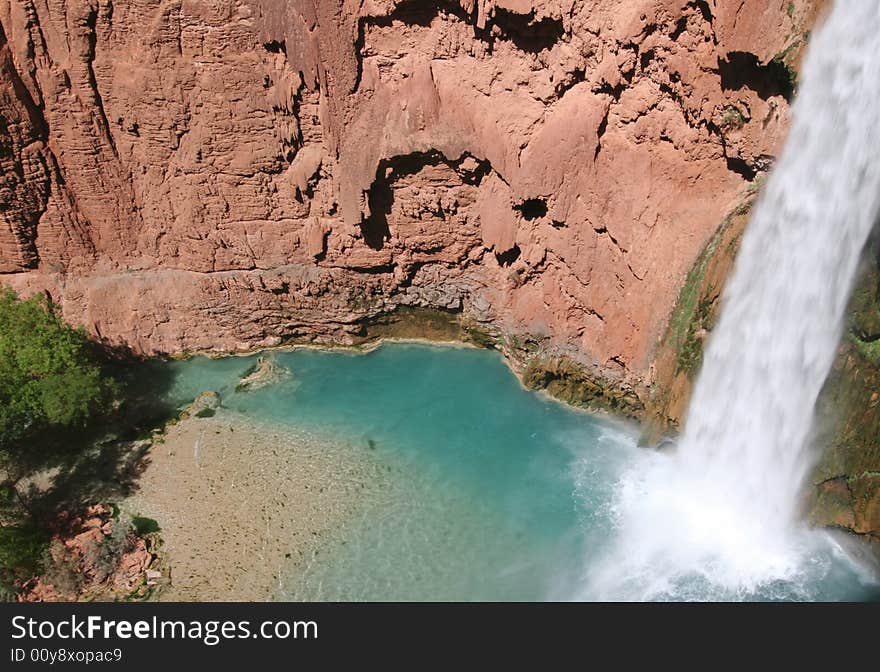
[583,0,880,600]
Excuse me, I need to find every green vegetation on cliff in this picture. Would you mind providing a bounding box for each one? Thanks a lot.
[0,289,114,452]
[0,289,117,597]
[666,203,749,378]
[644,177,880,546]
[811,249,880,541]
[642,199,752,443]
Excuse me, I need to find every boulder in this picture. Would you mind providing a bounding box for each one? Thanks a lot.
[236,357,289,392]
[184,391,221,418]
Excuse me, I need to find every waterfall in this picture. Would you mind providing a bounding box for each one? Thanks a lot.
[584,0,880,600]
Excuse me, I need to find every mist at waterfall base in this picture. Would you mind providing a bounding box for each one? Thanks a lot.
[161,345,875,601]
[582,0,880,600]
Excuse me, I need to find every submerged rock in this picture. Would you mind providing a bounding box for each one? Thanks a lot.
[184,391,221,418]
[236,357,288,392]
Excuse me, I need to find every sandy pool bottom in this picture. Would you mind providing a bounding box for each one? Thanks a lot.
[122,409,385,601]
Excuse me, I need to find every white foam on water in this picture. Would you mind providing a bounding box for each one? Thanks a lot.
[581,0,880,600]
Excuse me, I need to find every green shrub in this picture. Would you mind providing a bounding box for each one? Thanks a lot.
[0,288,115,452]
[720,105,746,129]
[0,523,47,594]
[0,289,116,596]
[131,516,160,536]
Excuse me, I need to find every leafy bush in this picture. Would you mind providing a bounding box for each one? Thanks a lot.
[720,105,746,129]
[0,288,116,596]
[0,523,47,595]
[0,288,114,453]
[131,516,160,536]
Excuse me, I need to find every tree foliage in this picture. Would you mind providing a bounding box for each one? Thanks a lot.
[0,289,117,598]
[0,289,113,452]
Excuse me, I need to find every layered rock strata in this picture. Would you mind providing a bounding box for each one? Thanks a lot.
[0,0,821,394]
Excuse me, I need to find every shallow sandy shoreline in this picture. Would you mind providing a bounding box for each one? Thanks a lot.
[122,410,385,601]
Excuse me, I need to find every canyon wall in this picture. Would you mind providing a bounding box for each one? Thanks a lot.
[0,0,821,392]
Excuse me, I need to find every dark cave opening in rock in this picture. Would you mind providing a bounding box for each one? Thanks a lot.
[457,154,492,186]
[360,151,496,249]
[719,51,796,102]
[689,0,714,23]
[362,177,394,250]
[355,2,565,91]
[263,40,286,54]
[725,156,758,181]
[670,16,689,40]
[361,0,565,54]
[491,9,565,53]
[495,245,521,267]
[368,0,468,28]
[515,198,548,221]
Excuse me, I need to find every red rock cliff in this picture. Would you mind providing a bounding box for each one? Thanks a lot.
[0,0,821,385]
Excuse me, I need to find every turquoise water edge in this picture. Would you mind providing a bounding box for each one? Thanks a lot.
[153,343,878,601]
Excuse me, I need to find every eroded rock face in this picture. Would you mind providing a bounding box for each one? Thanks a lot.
[0,0,822,385]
